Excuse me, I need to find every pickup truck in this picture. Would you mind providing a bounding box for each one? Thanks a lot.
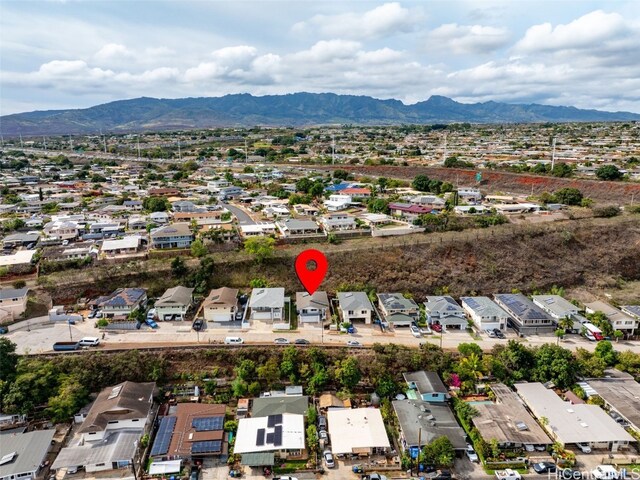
[495,469,522,480]
[53,341,81,351]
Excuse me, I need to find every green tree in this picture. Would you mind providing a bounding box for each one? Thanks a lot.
[143,196,170,212]
[306,406,318,426]
[422,436,455,467]
[171,256,188,277]
[306,424,319,454]
[334,357,361,392]
[412,174,431,192]
[377,177,389,192]
[594,340,618,366]
[457,343,483,358]
[0,338,18,384]
[551,163,574,178]
[46,375,89,423]
[190,239,207,257]
[256,357,280,388]
[296,177,313,193]
[231,378,248,397]
[333,169,349,180]
[249,277,268,288]
[367,198,389,214]
[555,329,566,345]
[587,311,614,337]
[613,330,624,342]
[532,343,576,389]
[244,236,275,263]
[596,165,623,181]
[280,346,299,381]
[235,359,256,382]
[553,188,583,206]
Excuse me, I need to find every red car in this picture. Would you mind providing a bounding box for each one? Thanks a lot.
[431,323,442,333]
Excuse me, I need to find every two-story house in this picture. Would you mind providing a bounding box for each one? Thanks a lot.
[494,293,556,334]
[150,223,194,249]
[424,296,468,330]
[96,288,147,318]
[319,213,357,231]
[337,292,374,324]
[202,287,239,322]
[155,286,194,321]
[0,287,29,321]
[296,291,329,324]
[377,293,419,327]
[248,288,285,323]
[460,296,509,331]
[584,301,638,336]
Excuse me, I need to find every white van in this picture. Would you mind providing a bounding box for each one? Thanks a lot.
[78,337,100,347]
[224,337,244,345]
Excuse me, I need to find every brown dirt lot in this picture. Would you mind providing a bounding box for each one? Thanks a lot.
[314,165,640,204]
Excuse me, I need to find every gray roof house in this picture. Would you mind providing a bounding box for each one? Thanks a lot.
[424,296,468,330]
[276,219,322,237]
[377,293,419,327]
[251,396,309,418]
[583,370,640,433]
[403,371,449,402]
[295,291,329,323]
[460,296,509,331]
[621,305,640,320]
[2,232,40,248]
[0,430,55,480]
[494,293,556,334]
[249,288,286,323]
[584,301,638,334]
[155,286,194,320]
[150,223,194,249]
[393,400,467,452]
[96,288,147,317]
[532,294,583,331]
[337,292,374,324]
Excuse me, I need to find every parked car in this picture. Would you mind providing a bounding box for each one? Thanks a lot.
[465,444,478,463]
[294,339,310,345]
[591,465,619,479]
[273,477,299,480]
[485,329,496,338]
[0,326,7,334]
[410,324,422,338]
[87,310,98,319]
[192,319,204,331]
[346,340,363,347]
[224,336,244,345]
[576,443,592,454]
[189,470,199,480]
[146,308,157,320]
[524,444,535,452]
[235,308,244,321]
[418,325,432,335]
[493,328,505,339]
[78,337,100,347]
[495,469,521,480]
[318,415,327,430]
[431,323,442,333]
[274,338,290,345]
[318,429,328,442]
[145,318,158,329]
[533,462,556,474]
[323,450,335,468]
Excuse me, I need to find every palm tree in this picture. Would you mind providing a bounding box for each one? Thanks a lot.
[558,316,574,332]
[555,329,566,345]
[459,352,484,381]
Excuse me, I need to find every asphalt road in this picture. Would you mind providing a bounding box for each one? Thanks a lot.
[222,202,255,225]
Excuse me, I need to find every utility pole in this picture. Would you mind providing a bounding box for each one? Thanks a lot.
[68,320,73,341]
[551,136,557,171]
[332,134,336,164]
[103,135,107,154]
[43,136,47,152]
[19,133,24,148]
[245,139,248,163]
[69,135,73,151]
[178,140,182,161]
[137,135,141,161]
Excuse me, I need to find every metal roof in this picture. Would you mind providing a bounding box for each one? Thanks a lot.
[52,431,141,469]
[0,430,54,479]
[337,292,373,311]
[0,287,29,301]
[392,400,466,450]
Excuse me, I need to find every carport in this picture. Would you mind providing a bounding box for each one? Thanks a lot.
[239,452,275,467]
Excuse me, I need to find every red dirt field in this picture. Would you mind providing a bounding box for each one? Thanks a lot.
[314,165,640,204]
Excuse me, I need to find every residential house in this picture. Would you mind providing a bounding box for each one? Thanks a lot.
[341,187,371,198]
[150,223,194,249]
[327,408,391,456]
[388,202,432,222]
[324,194,352,211]
[149,211,170,224]
[276,219,322,237]
[319,213,357,231]
[52,382,155,473]
[377,293,419,327]
[150,403,227,460]
[470,383,551,449]
[207,180,230,193]
[101,235,142,256]
[424,296,468,330]
[123,200,143,211]
[514,382,634,452]
[148,187,180,196]
[233,414,305,461]
[0,430,55,480]
[251,396,309,418]
[494,293,556,334]
[457,187,482,203]
[584,301,638,335]
[96,288,147,318]
[127,215,148,230]
[248,288,285,323]
[582,370,640,433]
[620,305,640,322]
[403,371,449,403]
[295,291,329,323]
[0,287,29,321]
[409,195,446,210]
[218,186,244,199]
[2,232,40,249]
[171,200,202,213]
[460,296,509,331]
[532,295,583,332]
[155,286,194,321]
[240,223,277,237]
[202,287,239,322]
[43,219,79,240]
[393,400,467,453]
[337,292,374,324]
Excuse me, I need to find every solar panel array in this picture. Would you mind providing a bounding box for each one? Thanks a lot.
[256,428,265,446]
[498,294,549,320]
[191,441,222,454]
[267,414,283,428]
[192,416,224,432]
[151,416,177,456]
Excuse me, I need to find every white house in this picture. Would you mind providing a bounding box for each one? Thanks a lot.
[319,213,357,231]
[296,291,329,323]
[0,430,55,480]
[337,292,374,324]
[248,288,285,323]
[155,286,194,320]
[202,287,239,322]
[0,287,29,320]
[324,194,352,211]
[460,296,509,331]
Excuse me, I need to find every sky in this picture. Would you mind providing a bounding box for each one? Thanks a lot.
[1,0,639,115]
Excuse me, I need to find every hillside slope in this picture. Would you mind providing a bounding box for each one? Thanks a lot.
[2,93,640,135]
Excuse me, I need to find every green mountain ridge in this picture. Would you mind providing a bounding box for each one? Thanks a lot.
[1,92,638,136]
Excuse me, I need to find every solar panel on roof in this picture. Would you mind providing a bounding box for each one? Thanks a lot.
[273,425,282,447]
[192,416,224,431]
[191,441,222,454]
[150,416,177,456]
[256,428,265,446]
[267,414,282,428]
[266,432,275,444]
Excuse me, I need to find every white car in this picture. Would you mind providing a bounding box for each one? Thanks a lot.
[346,340,363,348]
[410,325,422,338]
[465,444,479,463]
[576,443,592,454]
[323,450,335,468]
[274,338,290,345]
[485,329,497,338]
[524,444,535,452]
[274,477,298,480]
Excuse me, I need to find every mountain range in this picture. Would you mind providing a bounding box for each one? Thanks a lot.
[1,92,639,136]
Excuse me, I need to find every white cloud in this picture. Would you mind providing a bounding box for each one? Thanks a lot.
[515,10,631,53]
[94,43,134,62]
[294,2,422,40]
[427,23,510,54]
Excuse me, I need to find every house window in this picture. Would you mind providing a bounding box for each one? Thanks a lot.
[348,310,354,315]
[95,463,106,467]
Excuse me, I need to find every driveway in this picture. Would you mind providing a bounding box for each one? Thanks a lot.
[222,202,255,225]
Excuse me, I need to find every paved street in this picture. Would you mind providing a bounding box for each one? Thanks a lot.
[6,317,640,355]
[221,202,255,225]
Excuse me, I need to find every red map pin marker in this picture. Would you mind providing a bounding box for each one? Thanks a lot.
[295,249,328,295]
